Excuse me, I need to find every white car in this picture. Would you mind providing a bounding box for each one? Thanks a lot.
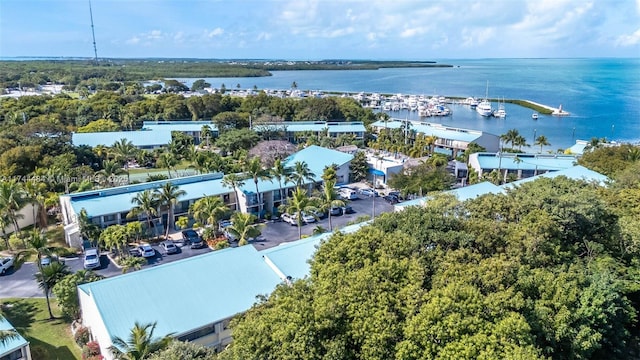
[83,249,101,269]
[358,188,379,197]
[301,212,316,224]
[0,257,14,275]
[339,188,358,200]
[281,213,297,226]
[137,244,156,258]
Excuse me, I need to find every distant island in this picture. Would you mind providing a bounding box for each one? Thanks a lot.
[0,59,453,87]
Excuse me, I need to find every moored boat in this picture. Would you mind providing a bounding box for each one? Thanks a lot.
[476,81,493,117]
[532,113,539,120]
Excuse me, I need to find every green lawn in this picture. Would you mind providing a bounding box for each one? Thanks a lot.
[1,298,81,360]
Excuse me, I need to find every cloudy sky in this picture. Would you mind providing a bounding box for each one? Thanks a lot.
[1,0,639,59]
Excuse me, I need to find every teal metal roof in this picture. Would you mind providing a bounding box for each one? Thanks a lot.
[78,245,283,344]
[273,121,365,134]
[0,317,28,356]
[372,120,484,143]
[284,145,353,182]
[72,130,173,148]
[501,165,609,188]
[446,182,504,200]
[68,173,230,218]
[262,221,372,280]
[394,197,426,208]
[473,153,579,171]
[142,121,218,133]
[566,140,589,155]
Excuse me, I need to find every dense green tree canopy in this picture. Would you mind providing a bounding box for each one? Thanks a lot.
[220,176,640,360]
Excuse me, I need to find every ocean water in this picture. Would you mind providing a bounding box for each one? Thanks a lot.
[175,58,640,151]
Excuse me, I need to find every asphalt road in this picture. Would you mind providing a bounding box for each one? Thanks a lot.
[253,194,395,250]
[0,194,396,298]
[0,243,212,298]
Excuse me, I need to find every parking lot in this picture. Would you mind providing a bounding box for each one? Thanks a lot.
[254,193,395,249]
[0,193,397,298]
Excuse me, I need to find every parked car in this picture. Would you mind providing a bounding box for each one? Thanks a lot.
[160,241,179,255]
[339,188,358,200]
[341,205,355,214]
[358,188,379,197]
[0,257,14,275]
[388,191,404,200]
[312,210,326,219]
[281,213,297,226]
[329,206,342,216]
[383,195,400,204]
[218,220,233,231]
[41,255,65,267]
[301,212,316,224]
[137,243,156,258]
[83,248,100,270]
[182,229,205,249]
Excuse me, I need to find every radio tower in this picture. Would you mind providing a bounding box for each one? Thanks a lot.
[89,0,98,64]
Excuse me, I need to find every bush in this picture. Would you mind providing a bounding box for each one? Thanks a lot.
[82,341,102,360]
[207,237,229,250]
[201,227,216,241]
[214,239,230,250]
[30,345,48,359]
[74,326,90,346]
[8,233,25,250]
[57,247,79,257]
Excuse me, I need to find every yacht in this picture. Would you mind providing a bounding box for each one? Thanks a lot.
[493,98,507,118]
[476,81,493,117]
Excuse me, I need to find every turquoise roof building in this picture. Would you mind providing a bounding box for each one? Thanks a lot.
[468,152,580,179]
[0,317,30,360]
[72,130,173,149]
[79,221,371,359]
[371,119,500,156]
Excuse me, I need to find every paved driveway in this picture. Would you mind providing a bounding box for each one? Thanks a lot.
[0,242,211,299]
[254,194,395,250]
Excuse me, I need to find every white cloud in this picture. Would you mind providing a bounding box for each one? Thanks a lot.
[126,36,140,45]
[208,28,224,38]
[616,28,640,46]
[257,32,272,41]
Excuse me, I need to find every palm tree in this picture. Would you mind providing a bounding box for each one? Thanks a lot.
[221,174,246,210]
[128,190,159,237]
[111,139,138,183]
[244,157,272,218]
[27,229,49,271]
[0,308,19,344]
[0,212,12,250]
[289,161,316,189]
[155,183,186,240]
[200,125,213,148]
[424,135,438,155]
[281,187,317,239]
[110,321,173,360]
[97,160,127,187]
[315,180,345,231]
[24,179,48,229]
[270,158,293,205]
[534,135,551,153]
[189,196,229,229]
[226,212,261,246]
[157,152,178,179]
[34,261,71,319]
[0,180,27,247]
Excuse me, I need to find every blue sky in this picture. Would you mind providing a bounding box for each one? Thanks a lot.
[1,0,639,59]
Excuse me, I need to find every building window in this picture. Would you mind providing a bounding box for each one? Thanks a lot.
[177,324,216,342]
[0,348,24,360]
[223,194,230,204]
[103,214,116,222]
